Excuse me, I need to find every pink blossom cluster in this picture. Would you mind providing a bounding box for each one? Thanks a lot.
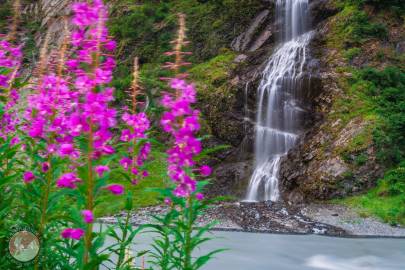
[61,228,84,240]
[24,0,121,240]
[24,74,79,156]
[61,0,117,160]
[0,38,22,142]
[119,111,151,185]
[161,79,211,198]
[24,0,117,161]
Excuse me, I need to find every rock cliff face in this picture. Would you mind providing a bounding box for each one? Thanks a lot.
[278,1,404,203]
[207,0,398,202]
[23,0,72,50]
[206,0,337,199]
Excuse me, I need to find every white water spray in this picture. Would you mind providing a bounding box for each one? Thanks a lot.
[245,0,313,201]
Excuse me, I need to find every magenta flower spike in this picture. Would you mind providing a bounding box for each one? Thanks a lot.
[160,79,204,198]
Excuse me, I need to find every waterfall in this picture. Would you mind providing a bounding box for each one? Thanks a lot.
[245,0,313,202]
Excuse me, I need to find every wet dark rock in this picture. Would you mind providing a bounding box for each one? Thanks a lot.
[279,20,385,202]
[231,10,272,52]
[209,161,254,199]
[396,41,405,54]
[309,0,339,26]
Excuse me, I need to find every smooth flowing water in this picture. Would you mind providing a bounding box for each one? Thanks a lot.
[246,0,312,201]
[100,229,405,270]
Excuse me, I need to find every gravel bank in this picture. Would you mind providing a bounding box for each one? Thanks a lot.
[302,204,405,237]
[99,202,405,237]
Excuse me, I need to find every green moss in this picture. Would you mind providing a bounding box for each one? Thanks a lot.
[190,50,236,90]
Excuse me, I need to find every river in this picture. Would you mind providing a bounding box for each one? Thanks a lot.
[100,228,405,270]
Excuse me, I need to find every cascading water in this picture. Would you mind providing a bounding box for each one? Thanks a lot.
[245,0,313,202]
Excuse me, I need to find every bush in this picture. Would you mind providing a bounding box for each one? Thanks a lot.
[358,67,405,166]
[381,163,405,196]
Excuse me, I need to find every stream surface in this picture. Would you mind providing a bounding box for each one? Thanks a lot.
[101,228,405,270]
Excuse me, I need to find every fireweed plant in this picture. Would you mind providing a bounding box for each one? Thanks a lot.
[54,1,123,268]
[0,26,24,267]
[107,57,152,269]
[0,0,223,269]
[145,14,223,270]
[19,1,120,268]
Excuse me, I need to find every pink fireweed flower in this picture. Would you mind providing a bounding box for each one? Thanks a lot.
[59,143,75,156]
[120,129,131,142]
[164,197,172,206]
[95,165,109,177]
[56,173,82,189]
[81,210,94,223]
[23,171,35,183]
[131,167,138,175]
[196,193,204,201]
[119,157,132,170]
[61,228,85,240]
[105,184,124,195]
[199,165,212,177]
[62,0,118,161]
[10,136,20,146]
[42,162,50,172]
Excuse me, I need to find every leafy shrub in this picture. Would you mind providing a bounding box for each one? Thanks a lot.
[337,6,388,45]
[344,47,362,60]
[358,67,405,166]
[380,163,405,196]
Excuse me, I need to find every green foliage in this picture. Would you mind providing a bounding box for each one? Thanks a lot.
[349,0,405,11]
[0,138,22,267]
[145,181,225,270]
[170,0,263,61]
[337,67,405,225]
[108,0,261,104]
[334,5,387,46]
[382,162,405,196]
[344,47,361,60]
[359,67,405,166]
[341,163,405,225]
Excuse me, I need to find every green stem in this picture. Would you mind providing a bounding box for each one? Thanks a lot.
[34,158,53,270]
[83,121,94,267]
[184,196,193,270]
[117,209,131,268]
